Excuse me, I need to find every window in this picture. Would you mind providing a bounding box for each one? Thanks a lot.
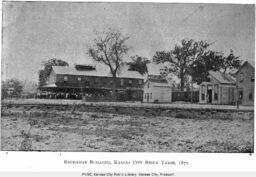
[150,93,152,99]
[139,80,142,85]
[85,81,90,88]
[201,85,205,100]
[78,77,81,81]
[239,91,243,100]
[201,85,205,93]
[239,72,244,82]
[214,93,218,101]
[121,79,124,86]
[249,92,253,100]
[129,80,132,84]
[201,94,205,101]
[148,82,150,88]
[145,93,147,99]
[214,84,218,91]
[64,76,68,81]
[102,80,107,87]
[94,78,98,85]
[251,71,255,82]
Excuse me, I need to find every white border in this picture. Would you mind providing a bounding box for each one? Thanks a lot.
[0,0,255,174]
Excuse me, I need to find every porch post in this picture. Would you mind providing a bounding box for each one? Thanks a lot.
[236,82,239,109]
[212,84,214,104]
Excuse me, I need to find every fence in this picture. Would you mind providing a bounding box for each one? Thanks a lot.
[172,91,199,103]
[84,91,143,102]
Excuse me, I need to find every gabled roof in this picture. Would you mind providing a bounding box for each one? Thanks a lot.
[235,61,255,75]
[209,70,236,84]
[144,77,170,87]
[51,65,144,79]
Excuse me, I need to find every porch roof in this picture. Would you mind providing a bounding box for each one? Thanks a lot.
[200,82,211,85]
[41,83,57,88]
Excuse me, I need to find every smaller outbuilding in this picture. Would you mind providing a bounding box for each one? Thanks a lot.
[143,76,172,103]
[199,71,236,105]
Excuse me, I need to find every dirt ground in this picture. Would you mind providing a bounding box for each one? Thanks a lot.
[1,106,253,153]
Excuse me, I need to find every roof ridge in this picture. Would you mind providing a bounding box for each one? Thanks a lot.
[51,65,144,79]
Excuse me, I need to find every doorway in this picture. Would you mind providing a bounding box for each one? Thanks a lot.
[127,89,132,101]
[207,89,212,103]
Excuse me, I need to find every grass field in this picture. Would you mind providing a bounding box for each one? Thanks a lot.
[1,105,253,152]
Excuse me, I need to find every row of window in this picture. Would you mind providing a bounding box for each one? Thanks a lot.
[239,91,254,101]
[238,71,254,83]
[63,76,143,85]
[144,93,153,99]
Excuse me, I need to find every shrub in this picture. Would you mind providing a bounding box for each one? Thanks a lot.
[153,99,159,104]
[175,113,187,119]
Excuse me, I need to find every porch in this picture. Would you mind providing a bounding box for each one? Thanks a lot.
[199,82,220,104]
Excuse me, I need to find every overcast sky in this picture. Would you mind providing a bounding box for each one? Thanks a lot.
[1,2,255,82]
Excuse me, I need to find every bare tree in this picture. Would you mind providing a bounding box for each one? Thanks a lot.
[88,29,130,99]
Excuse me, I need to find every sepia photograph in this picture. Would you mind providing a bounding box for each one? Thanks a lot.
[1,1,254,153]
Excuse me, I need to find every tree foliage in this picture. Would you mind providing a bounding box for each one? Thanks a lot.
[153,39,242,88]
[127,55,150,75]
[190,50,241,84]
[38,58,69,87]
[189,50,224,84]
[153,39,210,91]
[1,79,23,99]
[221,49,241,73]
[88,29,130,98]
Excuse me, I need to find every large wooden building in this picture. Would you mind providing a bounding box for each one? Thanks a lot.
[40,64,144,101]
[199,71,236,105]
[236,61,254,106]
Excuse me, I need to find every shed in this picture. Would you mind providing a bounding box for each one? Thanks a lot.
[199,71,236,105]
[143,78,172,103]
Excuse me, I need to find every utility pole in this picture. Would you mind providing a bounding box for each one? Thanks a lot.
[190,80,193,103]
[236,79,239,109]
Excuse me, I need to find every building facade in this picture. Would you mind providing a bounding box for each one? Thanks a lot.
[143,76,172,103]
[199,71,236,105]
[236,61,254,106]
[40,65,144,101]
